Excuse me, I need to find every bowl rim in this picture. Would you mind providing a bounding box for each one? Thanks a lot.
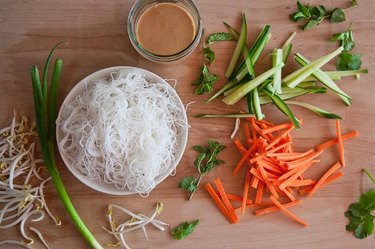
[56,66,188,195]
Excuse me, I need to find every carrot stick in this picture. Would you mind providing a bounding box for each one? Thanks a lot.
[255,200,303,216]
[286,150,323,169]
[234,202,274,211]
[233,141,257,175]
[308,162,342,197]
[226,193,252,204]
[267,149,314,161]
[265,126,294,150]
[214,178,239,223]
[279,161,314,190]
[258,163,279,198]
[251,175,259,189]
[255,181,264,204]
[315,130,359,151]
[299,171,344,196]
[249,141,292,164]
[233,139,247,155]
[260,159,284,174]
[336,120,345,167]
[269,196,308,227]
[241,170,252,214]
[244,122,251,144]
[288,179,317,187]
[261,122,293,135]
[205,183,236,224]
[284,187,296,201]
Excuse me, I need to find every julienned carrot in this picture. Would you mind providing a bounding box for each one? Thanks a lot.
[315,130,359,151]
[286,150,323,169]
[241,170,252,214]
[234,202,274,211]
[288,179,316,187]
[336,120,345,167]
[214,178,239,223]
[265,126,294,150]
[255,181,264,204]
[261,122,293,135]
[249,141,292,164]
[299,171,344,196]
[205,183,237,224]
[258,163,279,198]
[244,122,251,144]
[308,162,342,197]
[279,161,315,190]
[233,140,258,175]
[226,193,252,204]
[267,149,314,161]
[283,187,296,201]
[269,196,308,227]
[255,199,303,216]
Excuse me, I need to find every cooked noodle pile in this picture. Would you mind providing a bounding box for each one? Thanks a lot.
[58,70,186,194]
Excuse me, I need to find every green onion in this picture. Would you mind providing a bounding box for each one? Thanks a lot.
[294,53,352,105]
[285,100,342,119]
[31,45,102,249]
[222,62,284,105]
[283,46,344,88]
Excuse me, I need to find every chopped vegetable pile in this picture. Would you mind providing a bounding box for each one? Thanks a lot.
[204,118,358,226]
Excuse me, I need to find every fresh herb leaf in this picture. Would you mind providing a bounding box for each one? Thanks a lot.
[171,219,199,240]
[303,18,323,30]
[345,169,375,239]
[330,8,346,23]
[337,52,362,70]
[192,65,219,95]
[331,24,355,51]
[297,0,311,18]
[178,177,198,193]
[207,32,233,44]
[203,47,216,64]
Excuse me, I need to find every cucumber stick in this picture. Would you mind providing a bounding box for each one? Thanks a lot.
[223,62,285,105]
[285,100,342,119]
[281,32,297,63]
[272,48,283,94]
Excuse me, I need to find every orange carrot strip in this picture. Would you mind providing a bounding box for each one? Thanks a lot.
[299,171,344,196]
[259,163,279,198]
[244,122,251,143]
[255,181,264,204]
[288,179,317,187]
[205,183,235,223]
[278,160,316,181]
[241,170,252,214]
[249,141,292,164]
[233,141,257,175]
[278,161,314,190]
[255,200,303,216]
[315,130,359,151]
[233,139,247,155]
[234,202,274,211]
[214,178,239,223]
[308,162,342,197]
[226,193,252,204]
[267,149,314,161]
[336,120,345,167]
[269,196,308,227]
[251,175,259,189]
[286,150,323,169]
[265,126,294,151]
[283,187,296,201]
[259,159,284,174]
[250,119,257,141]
[261,122,293,135]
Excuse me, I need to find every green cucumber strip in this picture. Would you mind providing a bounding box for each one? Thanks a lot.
[283,46,344,88]
[262,88,300,128]
[272,48,283,94]
[206,80,237,103]
[281,32,296,63]
[252,87,264,120]
[195,113,255,118]
[242,46,255,77]
[224,21,240,40]
[223,63,285,105]
[324,69,368,78]
[304,74,341,81]
[247,92,255,114]
[259,87,327,105]
[295,53,352,105]
[224,84,243,96]
[225,15,247,78]
[285,100,342,119]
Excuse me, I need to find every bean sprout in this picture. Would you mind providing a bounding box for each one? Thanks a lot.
[0,112,59,248]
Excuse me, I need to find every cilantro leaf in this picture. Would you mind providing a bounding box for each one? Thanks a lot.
[337,52,362,70]
[331,24,355,51]
[171,219,199,240]
[192,65,218,95]
[345,202,375,239]
[207,32,233,44]
[203,47,216,64]
[178,177,198,193]
[360,189,375,210]
[330,8,346,23]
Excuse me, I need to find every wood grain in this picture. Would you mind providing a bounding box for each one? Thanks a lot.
[1,0,374,248]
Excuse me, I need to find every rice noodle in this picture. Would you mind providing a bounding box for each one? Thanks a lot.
[58,70,187,194]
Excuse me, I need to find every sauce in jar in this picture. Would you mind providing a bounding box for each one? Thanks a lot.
[136,3,196,56]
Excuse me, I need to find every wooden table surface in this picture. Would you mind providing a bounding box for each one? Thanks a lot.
[1,0,375,248]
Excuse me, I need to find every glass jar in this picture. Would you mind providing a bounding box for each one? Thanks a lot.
[127,0,202,62]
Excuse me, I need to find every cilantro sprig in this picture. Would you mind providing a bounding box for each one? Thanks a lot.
[192,65,219,95]
[179,140,225,200]
[171,219,199,240]
[331,23,355,52]
[345,169,375,239]
[291,0,358,30]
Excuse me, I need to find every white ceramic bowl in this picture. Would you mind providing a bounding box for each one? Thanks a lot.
[56,66,188,195]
